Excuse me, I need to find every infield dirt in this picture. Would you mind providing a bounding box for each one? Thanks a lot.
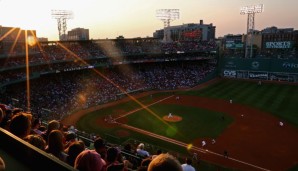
[62,79,298,171]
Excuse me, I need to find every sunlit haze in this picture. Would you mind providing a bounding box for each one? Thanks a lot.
[0,0,297,41]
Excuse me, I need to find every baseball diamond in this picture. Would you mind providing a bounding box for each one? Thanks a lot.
[62,79,298,171]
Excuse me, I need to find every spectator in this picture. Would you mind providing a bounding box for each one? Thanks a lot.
[148,153,182,171]
[181,157,196,171]
[64,132,77,150]
[8,112,32,139]
[137,157,152,171]
[45,130,68,162]
[136,143,150,158]
[65,141,85,167]
[74,150,105,171]
[141,157,152,167]
[106,147,131,171]
[38,125,47,133]
[107,147,122,166]
[94,137,107,161]
[123,143,135,155]
[0,105,12,129]
[43,119,60,142]
[30,117,43,135]
[24,134,46,151]
[152,149,162,159]
[65,132,76,142]
[122,143,139,169]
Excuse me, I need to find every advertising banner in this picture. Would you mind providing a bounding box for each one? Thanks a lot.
[225,41,244,49]
[223,70,237,78]
[222,58,298,73]
[265,41,293,49]
[248,72,268,79]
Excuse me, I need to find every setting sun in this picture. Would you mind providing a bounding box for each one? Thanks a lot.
[27,35,37,46]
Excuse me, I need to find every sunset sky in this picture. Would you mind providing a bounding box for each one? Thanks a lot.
[0,0,297,41]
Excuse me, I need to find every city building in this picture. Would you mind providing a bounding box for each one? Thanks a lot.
[67,28,89,41]
[153,19,216,42]
[222,26,298,58]
[38,37,49,42]
[221,34,245,57]
[261,26,298,58]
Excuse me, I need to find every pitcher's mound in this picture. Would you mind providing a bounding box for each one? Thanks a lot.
[163,115,182,122]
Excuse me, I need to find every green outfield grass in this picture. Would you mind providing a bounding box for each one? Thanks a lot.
[75,79,298,171]
[181,79,298,127]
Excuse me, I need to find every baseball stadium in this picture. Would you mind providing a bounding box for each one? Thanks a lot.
[1,4,298,171]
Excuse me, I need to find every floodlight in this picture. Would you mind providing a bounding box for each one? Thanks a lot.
[52,10,74,40]
[240,4,264,58]
[240,4,264,15]
[156,9,180,23]
[156,9,180,42]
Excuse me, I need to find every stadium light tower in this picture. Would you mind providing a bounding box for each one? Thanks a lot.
[51,10,73,41]
[240,4,264,58]
[156,9,180,42]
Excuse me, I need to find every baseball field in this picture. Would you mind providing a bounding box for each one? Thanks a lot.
[62,78,298,171]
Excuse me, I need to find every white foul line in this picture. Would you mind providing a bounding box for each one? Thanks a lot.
[113,94,271,171]
[114,95,174,120]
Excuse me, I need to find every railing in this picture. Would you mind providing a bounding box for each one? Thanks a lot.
[0,128,77,171]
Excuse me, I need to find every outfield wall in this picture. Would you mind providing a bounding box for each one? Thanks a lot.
[220,58,298,82]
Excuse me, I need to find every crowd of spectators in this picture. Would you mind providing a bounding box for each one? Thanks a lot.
[0,40,217,69]
[0,39,216,170]
[0,40,217,87]
[0,61,216,120]
[0,105,197,171]
[0,62,212,170]
[162,40,217,53]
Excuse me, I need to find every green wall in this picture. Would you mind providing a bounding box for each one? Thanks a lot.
[221,58,298,73]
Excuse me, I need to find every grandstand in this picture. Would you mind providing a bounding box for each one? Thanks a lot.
[0,38,218,117]
[2,0,298,169]
[0,37,220,170]
[1,14,298,169]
